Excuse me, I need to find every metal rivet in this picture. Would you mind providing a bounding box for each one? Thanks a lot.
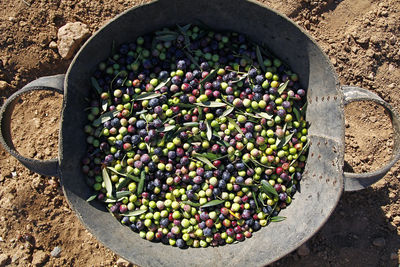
[327,96,330,101]
[322,96,325,102]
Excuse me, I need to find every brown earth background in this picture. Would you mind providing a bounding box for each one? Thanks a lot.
[0,0,399,266]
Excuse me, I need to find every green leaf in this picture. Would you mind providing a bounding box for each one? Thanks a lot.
[156,29,179,36]
[183,122,199,127]
[182,201,201,207]
[258,112,273,120]
[116,191,131,199]
[250,158,274,169]
[194,101,227,108]
[260,180,279,198]
[301,102,307,116]
[200,199,225,208]
[206,120,212,141]
[231,73,248,84]
[258,192,266,206]
[91,77,102,94]
[154,77,171,91]
[158,125,176,132]
[104,198,117,203]
[134,92,161,101]
[107,167,140,182]
[102,168,113,197]
[183,50,200,69]
[220,107,234,118]
[92,110,119,127]
[101,99,108,112]
[137,171,145,195]
[256,46,266,72]
[293,107,301,122]
[116,178,130,191]
[86,194,97,202]
[227,117,243,135]
[193,155,217,169]
[217,140,230,147]
[200,152,219,161]
[199,69,218,86]
[122,209,147,217]
[277,132,294,149]
[277,80,289,95]
[155,34,178,42]
[270,216,286,222]
[252,191,260,212]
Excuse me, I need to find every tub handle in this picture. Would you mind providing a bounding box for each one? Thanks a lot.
[342,86,400,191]
[0,74,65,177]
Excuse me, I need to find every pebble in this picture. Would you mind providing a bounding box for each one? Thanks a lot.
[50,246,62,258]
[0,254,10,266]
[49,41,58,49]
[32,251,49,266]
[392,216,400,225]
[57,22,91,59]
[116,258,132,267]
[0,80,9,91]
[372,237,385,247]
[297,243,310,256]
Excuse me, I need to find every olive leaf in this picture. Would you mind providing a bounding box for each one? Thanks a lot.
[193,155,217,169]
[177,24,192,49]
[104,198,117,203]
[184,50,200,69]
[277,132,294,149]
[102,167,113,197]
[158,125,177,132]
[200,152,219,161]
[92,110,119,127]
[155,34,178,42]
[206,120,212,141]
[220,107,234,118]
[258,192,266,206]
[250,158,274,169]
[91,77,103,95]
[86,194,97,202]
[270,216,286,222]
[182,201,201,207]
[194,101,227,108]
[101,99,108,112]
[107,167,140,182]
[154,77,172,91]
[252,191,260,212]
[199,69,218,86]
[122,209,147,217]
[260,180,279,198]
[200,199,225,208]
[231,73,248,84]
[183,122,199,127]
[293,107,301,122]
[258,112,273,120]
[137,171,146,195]
[227,117,244,135]
[229,209,241,219]
[256,45,266,72]
[116,191,131,199]
[301,102,307,116]
[277,80,290,95]
[116,178,130,191]
[134,92,162,101]
[217,140,230,147]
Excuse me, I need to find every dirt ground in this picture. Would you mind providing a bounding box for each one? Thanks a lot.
[0,0,399,266]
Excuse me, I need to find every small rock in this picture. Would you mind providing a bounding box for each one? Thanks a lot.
[0,237,4,242]
[0,80,9,91]
[8,16,16,22]
[390,252,398,260]
[373,237,385,247]
[392,216,400,225]
[297,243,310,256]
[11,171,17,177]
[19,21,27,27]
[49,41,57,49]
[369,116,377,123]
[116,258,132,267]
[388,64,395,72]
[50,246,61,258]
[0,254,10,266]
[57,22,91,59]
[32,251,49,266]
